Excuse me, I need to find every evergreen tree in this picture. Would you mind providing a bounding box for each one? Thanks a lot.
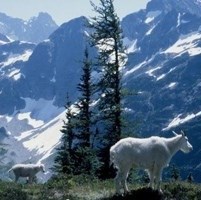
[169,164,180,181]
[53,49,99,176]
[89,0,126,178]
[53,94,77,174]
[75,48,93,148]
[187,172,194,183]
[73,48,99,175]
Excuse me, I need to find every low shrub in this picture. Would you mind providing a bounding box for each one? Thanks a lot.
[0,182,27,200]
[163,182,201,200]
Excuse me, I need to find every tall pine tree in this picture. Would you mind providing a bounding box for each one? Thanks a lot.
[73,47,99,175]
[53,94,77,174]
[54,48,100,175]
[89,0,126,178]
[75,48,93,148]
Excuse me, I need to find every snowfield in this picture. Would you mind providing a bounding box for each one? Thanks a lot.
[0,98,65,182]
[163,111,201,131]
[164,32,201,56]
[1,50,32,68]
[145,10,161,24]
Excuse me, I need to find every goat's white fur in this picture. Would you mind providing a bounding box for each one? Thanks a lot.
[8,163,45,183]
[110,131,193,194]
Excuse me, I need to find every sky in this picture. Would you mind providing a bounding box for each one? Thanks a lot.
[0,0,150,25]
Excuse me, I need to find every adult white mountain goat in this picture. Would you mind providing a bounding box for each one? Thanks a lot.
[110,130,193,194]
[8,163,45,183]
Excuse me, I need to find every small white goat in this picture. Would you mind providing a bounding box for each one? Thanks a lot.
[110,130,193,194]
[8,163,45,183]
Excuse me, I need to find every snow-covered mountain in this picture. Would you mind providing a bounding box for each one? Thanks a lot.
[0,16,92,181]
[20,16,89,106]
[0,0,201,182]
[0,12,58,43]
[0,35,36,114]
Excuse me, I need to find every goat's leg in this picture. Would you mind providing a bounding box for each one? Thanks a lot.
[15,175,19,183]
[28,176,33,184]
[115,170,122,194]
[148,170,155,189]
[121,168,130,194]
[155,168,163,192]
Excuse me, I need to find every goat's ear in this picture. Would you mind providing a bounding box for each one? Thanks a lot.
[181,130,186,136]
[172,131,178,136]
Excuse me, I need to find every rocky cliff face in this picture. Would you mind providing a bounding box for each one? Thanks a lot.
[19,16,89,106]
[0,37,35,115]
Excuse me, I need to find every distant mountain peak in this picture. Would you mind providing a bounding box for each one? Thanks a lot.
[38,12,52,18]
[146,0,201,16]
[29,12,57,25]
[0,12,58,43]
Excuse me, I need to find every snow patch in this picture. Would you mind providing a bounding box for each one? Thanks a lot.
[146,25,156,35]
[164,32,201,56]
[43,39,50,43]
[8,69,21,80]
[124,38,138,53]
[163,111,201,131]
[167,82,177,89]
[20,98,64,123]
[6,116,13,123]
[124,61,146,76]
[177,13,181,27]
[16,98,63,129]
[146,64,176,81]
[0,50,32,67]
[146,66,161,78]
[13,73,21,81]
[15,111,64,160]
[17,112,44,128]
[145,10,161,24]
[50,68,56,83]
[156,74,166,81]
[0,40,7,45]
[97,38,114,52]
[124,107,134,113]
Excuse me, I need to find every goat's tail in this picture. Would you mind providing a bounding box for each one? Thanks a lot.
[109,148,115,167]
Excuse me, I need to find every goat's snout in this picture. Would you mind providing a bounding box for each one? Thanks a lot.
[189,145,193,151]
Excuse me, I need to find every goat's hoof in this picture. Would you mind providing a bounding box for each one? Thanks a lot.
[114,193,123,197]
[158,189,163,194]
[123,192,129,196]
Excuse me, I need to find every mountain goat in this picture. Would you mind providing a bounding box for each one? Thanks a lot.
[110,130,193,194]
[8,163,45,183]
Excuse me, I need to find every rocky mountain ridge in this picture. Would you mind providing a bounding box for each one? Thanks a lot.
[0,12,58,43]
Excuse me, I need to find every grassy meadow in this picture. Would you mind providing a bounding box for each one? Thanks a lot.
[0,175,200,200]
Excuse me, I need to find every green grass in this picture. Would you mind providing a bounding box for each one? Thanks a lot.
[0,176,200,200]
